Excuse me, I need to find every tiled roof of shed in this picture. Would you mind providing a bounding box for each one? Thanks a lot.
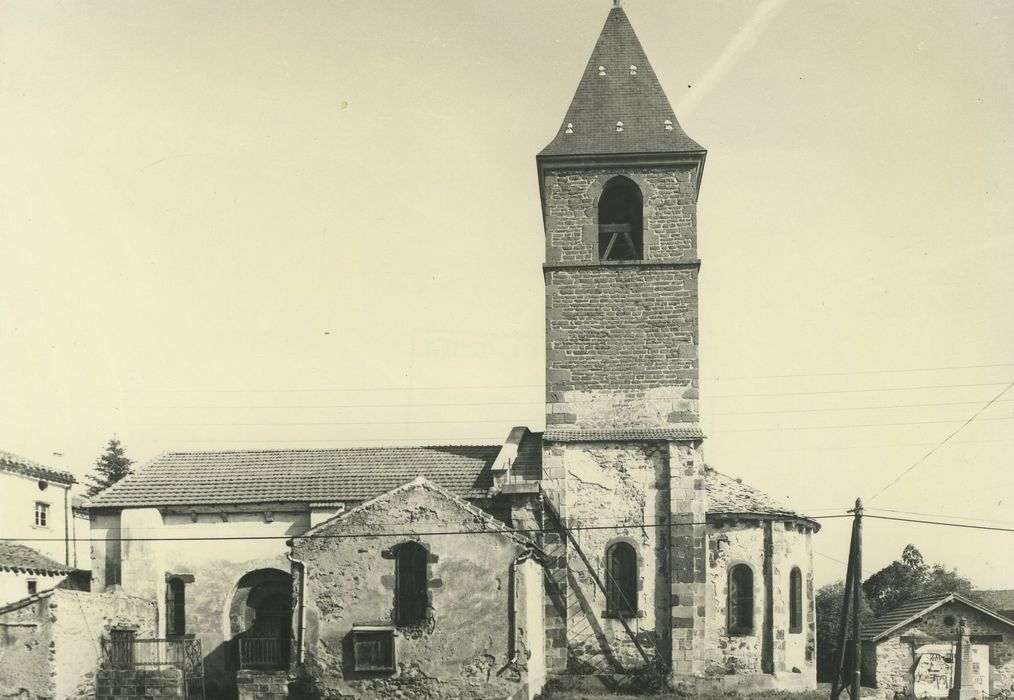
[0,451,75,485]
[862,593,1014,641]
[87,445,514,508]
[0,543,72,575]
[545,427,704,442]
[539,5,704,159]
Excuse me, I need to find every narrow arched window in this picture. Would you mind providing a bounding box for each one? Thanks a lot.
[598,176,643,261]
[166,577,186,637]
[605,542,637,617]
[789,567,803,633]
[728,564,754,635]
[395,542,429,626]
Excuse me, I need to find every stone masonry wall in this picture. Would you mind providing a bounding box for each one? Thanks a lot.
[669,442,707,678]
[542,167,699,265]
[543,166,700,430]
[292,484,536,700]
[95,669,184,699]
[559,442,669,671]
[0,594,54,699]
[873,600,1014,696]
[545,266,699,428]
[236,670,288,700]
[53,588,158,700]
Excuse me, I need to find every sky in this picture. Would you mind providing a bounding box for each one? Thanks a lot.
[1,0,1012,589]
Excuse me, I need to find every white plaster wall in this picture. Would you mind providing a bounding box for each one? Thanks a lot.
[0,570,64,605]
[520,557,546,699]
[0,470,72,565]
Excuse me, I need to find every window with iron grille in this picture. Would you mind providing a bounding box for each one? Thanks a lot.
[789,567,803,633]
[605,542,638,617]
[728,564,754,635]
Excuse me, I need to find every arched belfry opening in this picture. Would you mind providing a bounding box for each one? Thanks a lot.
[598,176,643,261]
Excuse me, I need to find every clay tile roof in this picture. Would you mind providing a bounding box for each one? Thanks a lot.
[544,427,704,442]
[705,468,818,529]
[0,543,72,575]
[0,451,75,485]
[539,5,704,159]
[862,593,1014,642]
[86,445,519,508]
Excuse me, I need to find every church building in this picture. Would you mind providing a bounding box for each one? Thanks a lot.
[84,4,819,698]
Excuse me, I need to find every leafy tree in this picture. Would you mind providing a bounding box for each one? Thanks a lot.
[815,580,873,682]
[862,544,973,616]
[86,438,134,496]
[816,544,973,682]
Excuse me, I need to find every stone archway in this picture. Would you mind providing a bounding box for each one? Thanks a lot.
[229,568,292,671]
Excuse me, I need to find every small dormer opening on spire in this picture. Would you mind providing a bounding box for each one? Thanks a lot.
[598,176,643,261]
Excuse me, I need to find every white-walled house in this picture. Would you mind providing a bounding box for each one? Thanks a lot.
[0,451,84,604]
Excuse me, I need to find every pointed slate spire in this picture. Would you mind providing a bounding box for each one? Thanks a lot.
[540,4,703,157]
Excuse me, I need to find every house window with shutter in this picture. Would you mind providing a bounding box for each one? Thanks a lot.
[728,564,754,635]
[395,542,428,626]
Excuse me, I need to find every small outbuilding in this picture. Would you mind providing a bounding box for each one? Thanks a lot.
[289,477,546,700]
[860,592,1014,698]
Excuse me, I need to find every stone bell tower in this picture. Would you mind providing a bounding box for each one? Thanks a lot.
[537,1,711,677]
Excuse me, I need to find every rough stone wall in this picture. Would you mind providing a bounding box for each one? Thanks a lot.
[236,670,288,700]
[700,519,816,688]
[0,594,54,699]
[669,442,707,677]
[543,167,700,430]
[52,588,158,700]
[873,601,1014,696]
[703,521,765,675]
[95,668,184,699]
[557,442,669,672]
[545,266,699,428]
[539,442,569,674]
[292,485,536,700]
[542,167,699,265]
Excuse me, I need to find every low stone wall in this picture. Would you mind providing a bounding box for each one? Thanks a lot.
[96,668,184,698]
[237,670,289,700]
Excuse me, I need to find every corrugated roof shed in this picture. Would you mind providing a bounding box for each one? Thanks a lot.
[539,4,703,158]
[0,450,75,485]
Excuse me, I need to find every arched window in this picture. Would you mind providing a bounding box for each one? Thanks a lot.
[728,564,754,635]
[605,542,637,617]
[166,577,186,637]
[789,567,803,633]
[395,541,429,626]
[598,176,643,261]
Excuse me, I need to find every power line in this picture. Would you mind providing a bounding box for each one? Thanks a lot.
[12,511,1014,543]
[710,398,1014,417]
[869,380,1014,501]
[127,362,1014,393]
[123,380,1014,411]
[864,513,1014,533]
[715,415,1014,434]
[4,514,855,543]
[864,507,1014,527]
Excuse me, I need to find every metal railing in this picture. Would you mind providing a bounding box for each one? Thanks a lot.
[238,637,289,670]
[101,637,191,669]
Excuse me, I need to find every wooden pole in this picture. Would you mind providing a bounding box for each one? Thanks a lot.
[850,498,863,699]
[829,523,857,699]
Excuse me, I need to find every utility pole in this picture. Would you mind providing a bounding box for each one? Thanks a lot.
[831,498,864,700]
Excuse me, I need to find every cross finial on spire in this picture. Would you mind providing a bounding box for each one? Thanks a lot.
[613,0,622,8]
